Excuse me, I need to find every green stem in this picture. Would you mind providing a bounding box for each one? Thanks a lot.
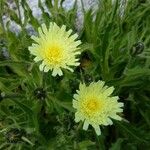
[0,142,9,150]
[54,0,59,10]
[80,69,85,83]
[103,48,110,80]
[4,94,24,99]
[95,131,105,150]
[0,0,6,35]
[21,136,34,146]
[95,134,101,149]
[81,0,85,13]
[14,0,23,27]
[76,121,83,131]
[123,55,132,74]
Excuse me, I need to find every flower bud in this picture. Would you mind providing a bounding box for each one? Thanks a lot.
[130,42,144,56]
[34,88,46,100]
[5,128,25,143]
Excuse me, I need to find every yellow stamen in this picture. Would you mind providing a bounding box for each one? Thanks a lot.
[44,45,63,65]
[82,98,103,117]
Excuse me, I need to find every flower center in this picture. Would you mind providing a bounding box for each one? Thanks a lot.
[82,98,103,116]
[44,44,63,65]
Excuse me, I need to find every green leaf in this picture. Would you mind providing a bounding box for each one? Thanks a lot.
[78,140,95,150]
[115,121,148,143]
[109,138,124,150]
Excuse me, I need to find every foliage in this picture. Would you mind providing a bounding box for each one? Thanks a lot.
[0,0,150,149]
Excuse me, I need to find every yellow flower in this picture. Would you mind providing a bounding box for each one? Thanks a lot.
[73,81,124,135]
[29,22,81,76]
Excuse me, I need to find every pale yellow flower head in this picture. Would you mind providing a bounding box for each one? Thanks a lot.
[29,22,81,76]
[73,81,124,135]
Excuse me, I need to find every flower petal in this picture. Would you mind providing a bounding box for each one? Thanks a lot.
[93,124,101,136]
[83,120,89,131]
